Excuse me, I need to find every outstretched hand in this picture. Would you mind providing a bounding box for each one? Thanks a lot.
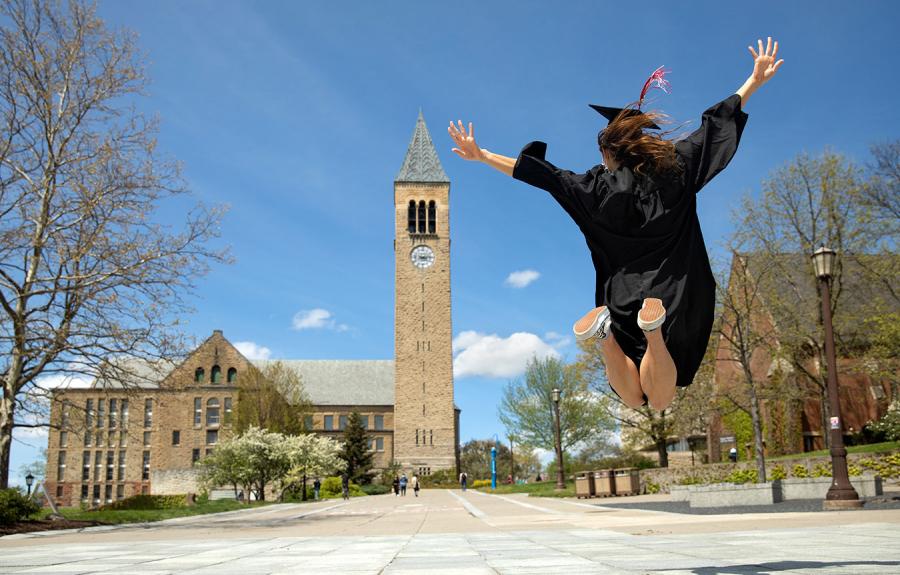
[448,120,484,162]
[747,37,784,86]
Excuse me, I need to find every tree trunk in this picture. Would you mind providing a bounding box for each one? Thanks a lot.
[301,473,308,502]
[0,394,13,489]
[747,381,767,483]
[655,437,669,468]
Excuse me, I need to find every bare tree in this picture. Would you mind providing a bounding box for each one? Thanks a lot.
[0,0,228,487]
[735,149,885,448]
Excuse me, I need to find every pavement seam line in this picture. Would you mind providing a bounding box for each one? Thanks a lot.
[487,493,562,515]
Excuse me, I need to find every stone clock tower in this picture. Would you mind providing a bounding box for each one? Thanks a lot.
[393,112,458,475]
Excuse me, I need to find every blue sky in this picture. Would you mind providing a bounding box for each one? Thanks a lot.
[10,0,900,485]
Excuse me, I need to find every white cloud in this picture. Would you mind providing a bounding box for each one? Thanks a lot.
[32,374,93,390]
[452,331,560,379]
[504,269,541,289]
[233,341,272,360]
[544,331,572,349]
[291,308,349,332]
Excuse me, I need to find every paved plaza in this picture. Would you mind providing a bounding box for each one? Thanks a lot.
[2,489,900,574]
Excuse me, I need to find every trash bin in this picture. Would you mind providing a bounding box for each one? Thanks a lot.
[613,468,640,496]
[593,469,615,497]
[575,471,595,499]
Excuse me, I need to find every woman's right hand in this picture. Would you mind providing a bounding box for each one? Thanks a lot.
[448,120,484,162]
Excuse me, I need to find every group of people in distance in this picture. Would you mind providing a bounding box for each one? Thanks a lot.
[392,473,420,497]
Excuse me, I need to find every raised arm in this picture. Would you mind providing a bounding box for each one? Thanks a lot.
[448,120,516,176]
[736,37,784,108]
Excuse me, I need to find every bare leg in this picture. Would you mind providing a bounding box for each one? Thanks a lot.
[640,328,677,410]
[601,332,644,408]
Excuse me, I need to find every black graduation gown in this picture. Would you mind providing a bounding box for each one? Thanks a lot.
[512,94,748,388]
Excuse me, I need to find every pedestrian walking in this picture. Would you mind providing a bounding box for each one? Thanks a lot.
[313,477,321,501]
[459,471,468,492]
[400,473,408,496]
[411,474,420,497]
[392,476,400,496]
[341,474,350,501]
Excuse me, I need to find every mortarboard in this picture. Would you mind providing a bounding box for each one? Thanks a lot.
[590,66,670,131]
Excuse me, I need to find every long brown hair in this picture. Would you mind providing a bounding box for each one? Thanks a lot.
[599,104,679,177]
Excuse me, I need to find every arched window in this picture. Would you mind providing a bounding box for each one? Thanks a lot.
[407,200,416,233]
[194,368,205,383]
[428,201,436,234]
[227,367,237,383]
[417,201,426,233]
[211,365,221,384]
[206,398,220,426]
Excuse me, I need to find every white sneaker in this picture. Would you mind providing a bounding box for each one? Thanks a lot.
[573,307,612,341]
[637,298,666,332]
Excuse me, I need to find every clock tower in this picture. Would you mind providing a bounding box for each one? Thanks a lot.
[393,112,458,475]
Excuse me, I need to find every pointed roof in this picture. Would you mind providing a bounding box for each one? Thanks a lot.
[395,110,450,183]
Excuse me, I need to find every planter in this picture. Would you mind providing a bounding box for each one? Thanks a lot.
[778,475,882,500]
[688,482,781,508]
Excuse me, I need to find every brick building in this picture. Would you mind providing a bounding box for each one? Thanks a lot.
[708,252,897,462]
[44,113,460,506]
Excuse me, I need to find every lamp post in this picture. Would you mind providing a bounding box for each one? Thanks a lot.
[551,387,565,490]
[25,473,34,497]
[811,245,862,510]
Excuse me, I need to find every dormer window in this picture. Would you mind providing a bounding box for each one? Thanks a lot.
[194,368,205,383]
[227,367,237,383]
[211,365,221,384]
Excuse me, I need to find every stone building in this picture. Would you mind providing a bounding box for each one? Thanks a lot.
[44,113,460,506]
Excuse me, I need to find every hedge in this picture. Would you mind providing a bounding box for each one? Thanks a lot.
[0,488,40,525]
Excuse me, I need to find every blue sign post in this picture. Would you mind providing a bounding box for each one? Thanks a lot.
[491,445,497,490]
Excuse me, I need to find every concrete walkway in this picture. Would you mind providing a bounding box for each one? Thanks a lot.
[2,489,899,573]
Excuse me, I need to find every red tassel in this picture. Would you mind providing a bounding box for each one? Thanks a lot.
[638,66,671,109]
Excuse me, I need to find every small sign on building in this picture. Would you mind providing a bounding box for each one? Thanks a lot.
[719,436,735,444]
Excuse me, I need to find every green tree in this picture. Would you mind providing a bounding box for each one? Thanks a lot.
[0,0,227,489]
[340,412,374,485]
[498,356,614,473]
[282,433,345,501]
[235,362,310,436]
[458,439,538,481]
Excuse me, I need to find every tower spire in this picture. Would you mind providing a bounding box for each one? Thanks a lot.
[395,110,449,183]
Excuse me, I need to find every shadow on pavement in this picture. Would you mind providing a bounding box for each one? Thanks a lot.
[689,560,900,574]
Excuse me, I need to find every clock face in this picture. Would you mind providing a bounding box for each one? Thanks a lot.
[410,245,435,269]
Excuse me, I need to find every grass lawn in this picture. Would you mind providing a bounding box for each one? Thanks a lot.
[475,481,575,498]
[36,499,270,525]
[766,441,900,461]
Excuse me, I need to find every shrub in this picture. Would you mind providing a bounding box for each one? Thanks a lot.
[0,488,40,525]
[319,476,364,498]
[791,464,809,478]
[677,476,703,486]
[811,462,832,478]
[848,464,862,477]
[360,484,391,495]
[645,481,660,494]
[471,479,491,489]
[725,469,758,484]
[104,494,187,510]
[770,465,787,481]
[420,469,457,488]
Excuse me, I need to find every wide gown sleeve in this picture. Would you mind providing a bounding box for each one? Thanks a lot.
[675,94,749,194]
[512,141,600,224]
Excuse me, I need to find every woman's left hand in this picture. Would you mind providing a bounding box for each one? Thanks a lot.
[748,37,784,86]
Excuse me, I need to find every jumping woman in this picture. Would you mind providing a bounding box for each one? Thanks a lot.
[449,38,783,411]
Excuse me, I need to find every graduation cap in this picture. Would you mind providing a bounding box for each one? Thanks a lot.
[590,66,670,131]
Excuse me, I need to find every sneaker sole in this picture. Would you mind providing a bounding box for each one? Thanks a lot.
[574,307,610,341]
[637,298,666,331]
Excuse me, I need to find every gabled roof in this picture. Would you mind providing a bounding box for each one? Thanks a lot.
[251,359,395,406]
[395,110,450,183]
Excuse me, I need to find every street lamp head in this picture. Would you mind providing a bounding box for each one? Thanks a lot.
[25,473,34,487]
[811,245,837,280]
[551,388,561,403]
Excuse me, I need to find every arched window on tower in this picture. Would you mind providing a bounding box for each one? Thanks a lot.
[194,368,205,384]
[227,368,237,384]
[211,365,221,384]
[418,201,426,233]
[428,201,436,234]
[407,200,416,233]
